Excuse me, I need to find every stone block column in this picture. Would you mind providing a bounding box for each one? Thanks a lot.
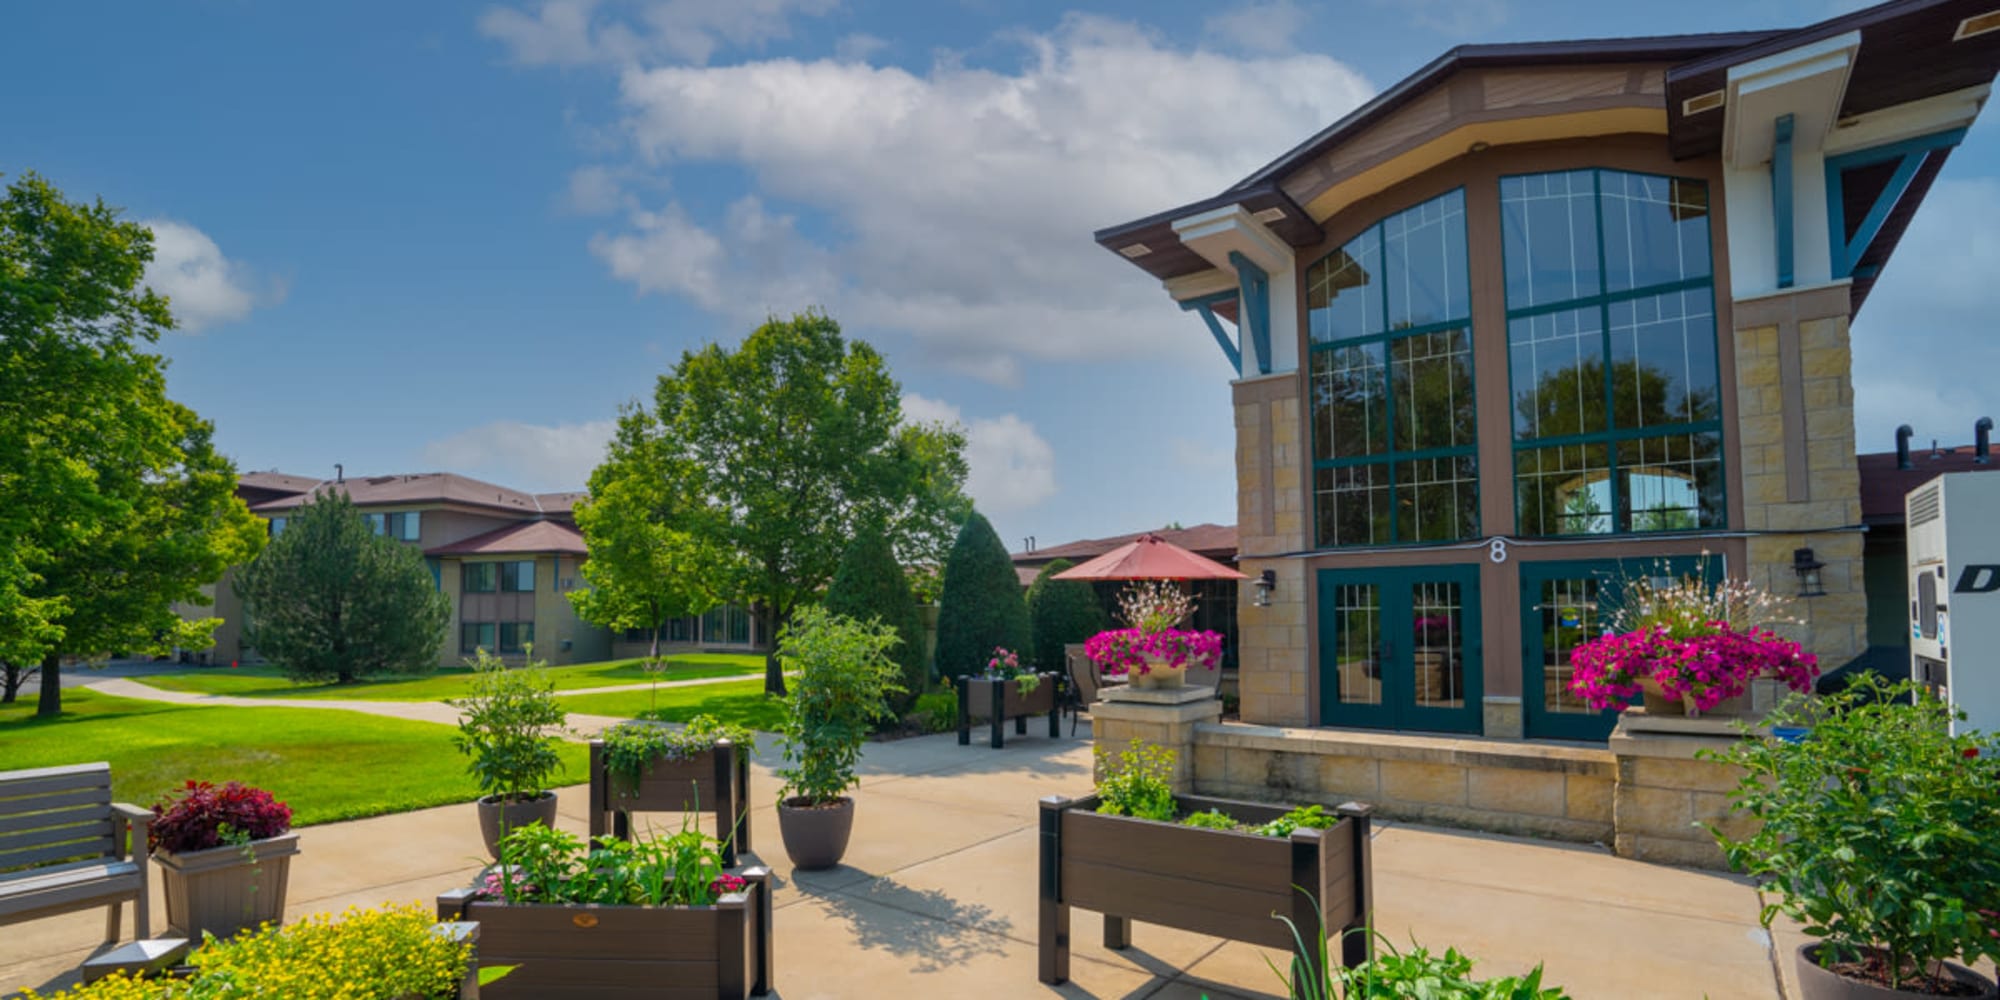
[1233,371,1311,727]
[1608,717,1756,870]
[1091,687,1223,793]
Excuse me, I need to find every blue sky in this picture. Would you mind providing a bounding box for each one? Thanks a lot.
[4,0,1996,551]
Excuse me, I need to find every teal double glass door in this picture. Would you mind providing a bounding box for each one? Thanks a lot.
[1317,565,1482,734]
[1520,555,1720,741]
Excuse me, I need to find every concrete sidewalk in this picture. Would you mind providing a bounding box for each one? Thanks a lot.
[3,731,1801,999]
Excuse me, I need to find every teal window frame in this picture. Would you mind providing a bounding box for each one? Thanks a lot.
[1501,168,1726,538]
[1307,186,1480,549]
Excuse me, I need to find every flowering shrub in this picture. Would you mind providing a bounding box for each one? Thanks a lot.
[149,781,292,855]
[1568,622,1818,712]
[1084,627,1225,676]
[984,646,1042,695]
[1116,580,1195,633]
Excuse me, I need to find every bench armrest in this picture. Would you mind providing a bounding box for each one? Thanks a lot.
[111,803,154,860]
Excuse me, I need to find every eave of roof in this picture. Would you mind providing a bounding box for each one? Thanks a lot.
[425,520,589,557]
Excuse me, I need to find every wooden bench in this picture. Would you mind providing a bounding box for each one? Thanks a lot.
[0,762,152,944]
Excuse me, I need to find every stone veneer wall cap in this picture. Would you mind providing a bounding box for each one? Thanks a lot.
[1731,277,1851,306]
[1607,729,1750,761]
[1230,370,1297,387]
[1193,722,1615,777]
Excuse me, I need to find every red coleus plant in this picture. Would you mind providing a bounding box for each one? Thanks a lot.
[149,780,292,855]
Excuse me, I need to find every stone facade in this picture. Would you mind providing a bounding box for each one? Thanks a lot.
[1234,372,1311,727]
[1608,720,1755,869]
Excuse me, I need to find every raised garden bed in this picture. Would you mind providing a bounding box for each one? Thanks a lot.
[588,736,753,867]
[1036,793,1373,986]
[438,866,773,1000]
[957,673,1060,748]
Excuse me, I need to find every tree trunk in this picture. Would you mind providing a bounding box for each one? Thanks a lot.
[35,652,61,718]
[762,604,787,697]
[1,663,19,703]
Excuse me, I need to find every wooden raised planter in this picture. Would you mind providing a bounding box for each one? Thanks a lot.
[438,866,773,1000]
[957,673,1060,748]
[155,832,299,941]
[1037,794,1373,986]
[588,738,752,867]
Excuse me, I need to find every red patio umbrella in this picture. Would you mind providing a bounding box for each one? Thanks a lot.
[1052,533,1246,581]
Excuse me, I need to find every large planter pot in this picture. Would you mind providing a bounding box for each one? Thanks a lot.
[439,867,773,999]
[776,796,854,871]
[1637,677,1749,718]
[1132,657,1187,690]
[1796,943,1998,999]
[1037,792,1375,987]
[478,791,559,858]
[589,739,752,866]
[154,832,300,941]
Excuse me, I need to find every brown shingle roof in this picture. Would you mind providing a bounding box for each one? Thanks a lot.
[426,519,589,557]
[249,473,575,517]
[1014,523,1238,566]
[1858,445,2000,525]
[238,471,320,495]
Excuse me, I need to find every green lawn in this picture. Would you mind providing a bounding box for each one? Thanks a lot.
[560,678,787,732]
[135,653,765,702]
[0,689,590,826]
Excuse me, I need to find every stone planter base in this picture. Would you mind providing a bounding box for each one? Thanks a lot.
[1796,943,1998,999]
[155,832,299,941]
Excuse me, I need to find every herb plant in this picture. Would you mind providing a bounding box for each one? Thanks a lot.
[1270,898,1569,1000]
[1179,809,1237,831]
[1093,742,1177,821]
[775,607,904,806]
[483,815,738,908]
[1704,675,2000,991]
[447,647,569,803]
[1253,804,1339,838]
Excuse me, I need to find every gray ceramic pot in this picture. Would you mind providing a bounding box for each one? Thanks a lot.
[777,796,854,871]
[1795,943,1998,999]
[477,791,559,858]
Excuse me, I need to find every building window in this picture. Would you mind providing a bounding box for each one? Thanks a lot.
[499,560,536,592]
[667,616,694,642]
[362,513,387,535]
[623,626,653,643]
[499,622,534,654]
[387,512,421,542]
[1307,188,1478,547]
[463,563,497,593]
[1502,170,1724,536]
[268,517,287,538]
[461,622,496,654]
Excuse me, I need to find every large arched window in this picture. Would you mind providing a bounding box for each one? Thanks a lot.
[1502,170,1723,536]
[1306,188,1477,548]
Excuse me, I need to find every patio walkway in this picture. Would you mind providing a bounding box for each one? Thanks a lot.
[2,727,1823,999]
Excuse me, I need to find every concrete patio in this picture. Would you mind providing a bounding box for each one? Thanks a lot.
[4,729,1818,999]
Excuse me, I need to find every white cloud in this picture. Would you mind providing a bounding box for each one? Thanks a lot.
[582,15,1372,383]
[565,165,628,214]
[903,393,1057,514]
[1851,176,2000,452]
[141,219,273,333]
[1202,1,1310,54]
[422,419,616,492]
[479,0,838,67]
[834,32,887,63]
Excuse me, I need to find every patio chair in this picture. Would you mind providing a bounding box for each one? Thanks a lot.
[1062,649,1100,737]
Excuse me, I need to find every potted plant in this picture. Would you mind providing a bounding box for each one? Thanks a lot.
[956,646,1061,748]
[148,779,298,942]
[1083,581,1224,690]
[438,819,772,998]
[773,606,904,871]
[448,647,570,857]
[590,715,757,866]
[1567,573,1819,717]
[1705,675,2000,998]
[1037,742,1374,987]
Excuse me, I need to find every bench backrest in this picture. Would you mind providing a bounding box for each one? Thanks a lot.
[0,763,119,872]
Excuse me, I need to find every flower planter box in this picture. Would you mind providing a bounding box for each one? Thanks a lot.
[438,866,773,1000]
[155,832,299,941]
[957,673,1060,748]
[1036,794,1374,986]
[588,739,752,867]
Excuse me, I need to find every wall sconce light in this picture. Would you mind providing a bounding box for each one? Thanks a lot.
[1252,569,1277,607]
[1792,547,1826,597]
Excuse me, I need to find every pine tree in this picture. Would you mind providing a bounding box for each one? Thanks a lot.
[1026,559,1107,675]
[933,511,1031,681]
[824,528,928,713]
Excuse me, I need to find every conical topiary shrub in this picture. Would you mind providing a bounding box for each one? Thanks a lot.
[824,528,928,714]
[1026,558,1107,674]
[934,511,1031,681]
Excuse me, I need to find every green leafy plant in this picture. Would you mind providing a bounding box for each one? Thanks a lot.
[824,525,930,714]
[1253,804,1339,838]
[1703,674,2000,991]
[447,648,569,803]
[911,688,959,734]
[1026,558,1108,675]
[1093,742,1177,821]
[1270,897,1569,1000]
[775,607,905,806]
[1180,809,1237,831]
[600,715,756,796]
[482,814,741,909]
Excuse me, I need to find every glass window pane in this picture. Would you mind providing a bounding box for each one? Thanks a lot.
[1311,343,1388,461]
[1382,189,1469,328]
[668,617,692,642]
[463,563,496,593]
[1501,171,1599,309]
[363,513,386,535]
[1396,456,1479,542]
[702,607,725,642]
[1601,172,1711,293]
[728,606,751,644]
[1508,308,1606,440]
[1391,328,1475,452]
[1306,227,1382,343]
[1537,577,1603,715]
[1332,584,1382,706]
[269,517,286,537]
[1515,444,1612,536]
[1315,464,1391,547]
[1619,431,1723,531]
[1410,581,1466,709]
[1609,289,1720,430]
